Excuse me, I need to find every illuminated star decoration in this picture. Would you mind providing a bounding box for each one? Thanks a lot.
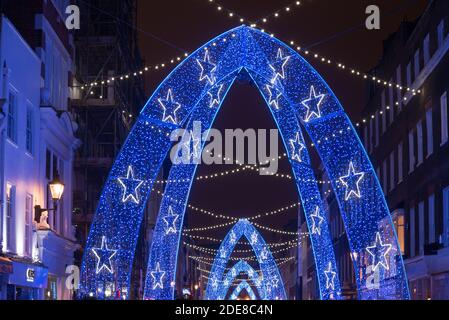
[248,269,254,278]
[151,262,165,290]
[220,247,227,259]
[224,279,230,287]
[117,166,144,204]
[310,206,325,236]
[212,276,219,291]
[231,268,237,277]
[250,231,258,245]
[163,206,179,235]
[92,236,117,274]
[158,89,181,125]
[260,247,269,261]
[271,276,279,288]
[301,85,325,123]
[366,232,393,271]
[229,230,237,245]
[183,131,201,161]
[208,84,224,108]
[324,262,336,290]
[289,132,305,163]
[269,48,290,84]
[197,48,217,85]
[266,82,283,110]
[339,162,365,201]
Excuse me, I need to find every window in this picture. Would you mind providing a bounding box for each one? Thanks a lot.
[441,92,448,145]
[364,126,368,150]
[406,62,412,88]
[428,194,435,244]
[381,91,387,126]
[417,120,423,165]
[26,106,33,154]
[369,118,373,153]
[398,142,403,183]
[409,130,415,173]
[414,49,420,79]
[7,91,17,143]
[438,19,445,48]
[389,151,395,191]
[25,194,33,256]
[46,149,52,179]
[389,79,394,124]
[410,206,416,257]
[443,187,449,246]
[426,108,433,157]
[423,34,430,65]
[375,112,379,147]
[418,201,425,255]
[382,160,387,194]
[392,209,405,253]
[396,66,403,113]
[6,183,15,252]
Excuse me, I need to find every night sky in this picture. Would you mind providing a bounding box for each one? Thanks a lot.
[135,1,428,256]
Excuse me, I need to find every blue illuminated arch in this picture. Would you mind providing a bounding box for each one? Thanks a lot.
[204,220,286,300]
[230,281,257,300]
[81,25,409,300]
[218,260,265,300]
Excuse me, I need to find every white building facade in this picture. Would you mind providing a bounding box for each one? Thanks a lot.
[0,11,79,300]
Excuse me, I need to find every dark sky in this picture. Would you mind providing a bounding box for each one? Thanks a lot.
[135,0,429,258]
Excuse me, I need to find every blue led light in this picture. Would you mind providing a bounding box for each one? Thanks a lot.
[230,281,257,300]
[203,220,286,300]
[81,25,409,300]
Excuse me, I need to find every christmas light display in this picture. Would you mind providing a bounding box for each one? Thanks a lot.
[81,25,409,300]
[230,281,257,300]
[204,219,286,300]
[218,260,264,300]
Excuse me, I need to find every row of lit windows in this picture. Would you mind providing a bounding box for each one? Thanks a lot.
[364,18,447,153]
[373,91,448,196]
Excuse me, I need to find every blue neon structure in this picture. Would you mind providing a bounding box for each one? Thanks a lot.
[81,25,410,300]
[217,260,265,300]
[204,220,286,300]
[230,281,257,300]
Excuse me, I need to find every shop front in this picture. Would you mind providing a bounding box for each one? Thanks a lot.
[1,260,48,300]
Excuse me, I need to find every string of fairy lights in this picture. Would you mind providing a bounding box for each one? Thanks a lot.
[76,0,422,131]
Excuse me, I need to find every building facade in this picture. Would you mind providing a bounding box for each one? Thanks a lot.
[0,0,79,300]
[361,0,449,300]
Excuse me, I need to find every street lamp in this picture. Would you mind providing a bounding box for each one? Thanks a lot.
[34,171,65,226]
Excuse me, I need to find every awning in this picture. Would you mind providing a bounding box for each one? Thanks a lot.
[0,257,13,274]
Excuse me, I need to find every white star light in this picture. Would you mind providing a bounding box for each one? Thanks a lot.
[224,279,230,287]
[220,247,227,259]
[197,48,217,85]
[271,276,279,288]
[117,166,144,204]
[158,89,181,124]
[92,236,117,274]
[289,132,305,163]
[260,247,269,261]
[250,231,258,245]
[339,162,365,201]
[231,268,237,277]
[310,206,325,236]
[212,276,219,291]
[324,262,336,290]
[248,269,254,278]
[183,131,201,161]
[208,84,224,108]
[229,230,237,245]
[266,83,283,110]
[301,85,325,122]
[269,48,290,83]
[151,262,165,290]
[366,232,393,271]
[163,206,179,235]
